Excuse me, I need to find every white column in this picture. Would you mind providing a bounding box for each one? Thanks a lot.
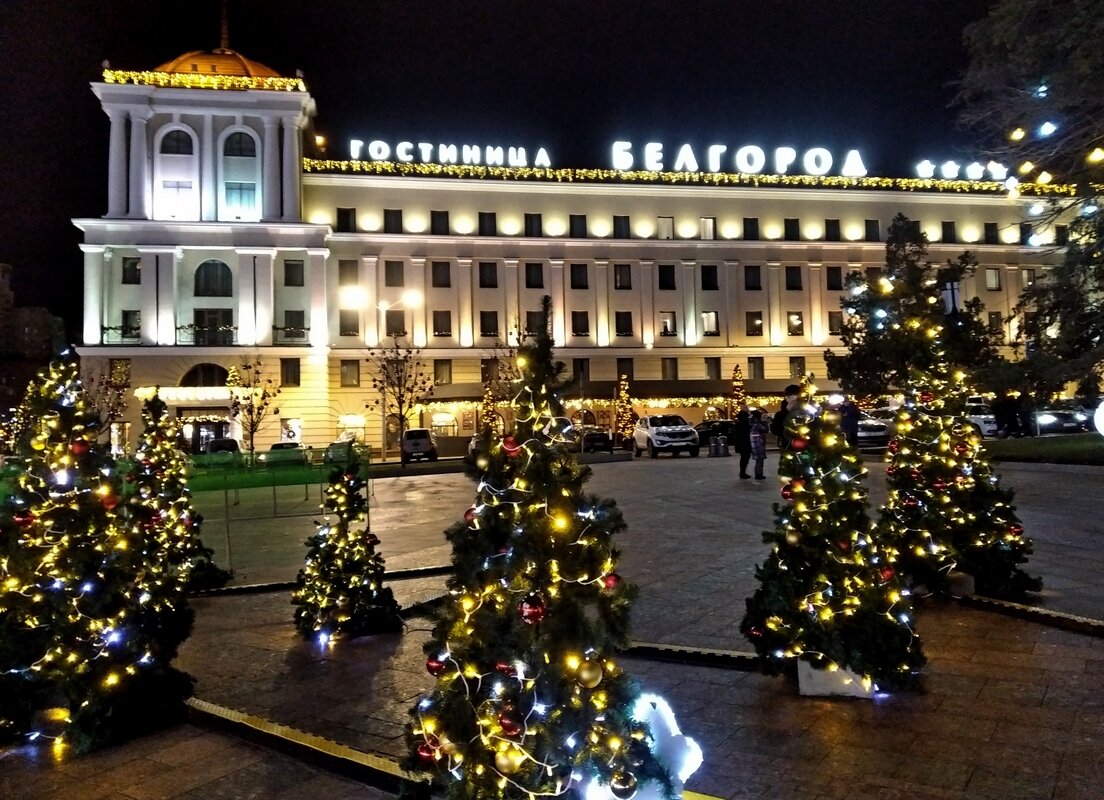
[456,258,473,347]
[549,259,565,345]
[106,109,128,218]
[362,255,379,346]
[682,260,697,346]
[767,262,783,346]
[201,116,216,221]
[808,263,824,346]
[308,248,329,348]
[723,260,739,346]
[136,249,164,345]
[503,259,519,345]
[263,118,281,220]
[236,251,256,345]
[128,111,151,219]
[81,245,105,344]
[409,257,427,347]
[254,251,275,346]
[157,251,178,345]
[594,260,610,347]
[639,260,654,346]
[282,117,301,221]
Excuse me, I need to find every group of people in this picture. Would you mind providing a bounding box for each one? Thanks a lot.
[725,385,863,481]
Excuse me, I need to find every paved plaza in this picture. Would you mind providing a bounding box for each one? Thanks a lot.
[2,455,1103,799]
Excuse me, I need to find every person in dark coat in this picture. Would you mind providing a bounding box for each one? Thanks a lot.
[839,398,861,447]
[770,384,802,473]
[733,405,752,479]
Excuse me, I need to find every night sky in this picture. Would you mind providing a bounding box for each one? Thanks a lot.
[0,0,990,337]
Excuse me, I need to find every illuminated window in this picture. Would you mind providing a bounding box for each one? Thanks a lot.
[661,358,679,381]
[941,220,957,243]
[824,219,841,242]
[828,310,843,335]
[784,218,800,241]
[743,218,760,241]
[430,210,449,235]
[479,262,498,288]
[785,266,802,290]
[431,261,451,288]
[335,207,356,232]
[479,311,499,337]
[985,268,1002,291]
[570,263,588,289]
[525,262,544,289]
[432,310,452,336]
[194,260,232,297]
[109,358,131,387]
[700,217,716,240]
[657,216,674,240]
[385,309,406,336]
[339,309,359,336]
[434,359,452,385]
[659,311,677,336]
[614,311,633,336]
[1023,268,1036,286]
[701,311,719,336]
[340,360,360,387]
[571,311,589,336]
[787,311,805,336]
[614,263,632,290]
[826,266,843,290]
[223,182,255,219]
[984,222,999,244]
[181,363,229,386]
[284,260,304,287]
[864,219,881,242]
[280,358,301,387]
[524,213,542,237]
[745,311,763,336]
[988,311,1003,333]
[747,357,764,380]
[384,208,403,233]
[569,214,587,238]
[705,357,721,380]
[121,257,141,285]
[701,264,718,290]
[385,260,404,287]
[744,265,762,290]
[617,357,634,380]
[658,264,676,290]
[789,356,806,379]
[613,215,631,239]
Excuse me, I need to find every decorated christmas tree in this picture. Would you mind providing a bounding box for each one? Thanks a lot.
[729,365,747,417]
[292,458,401,641]
[614,374,635,447]
[741,376,925,692]
[881,360,1041,599]
[407,297,701,799]
[0,354,193,753]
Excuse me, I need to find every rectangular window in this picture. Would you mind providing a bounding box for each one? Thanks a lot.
[525,310,543,335]
[1055,225,1069,246]
[335,207,357,233]
[570,263,588,290]
[657,216,674,240]
[701,264,718,290]
[613,215,631,239]
[431,261,451,288]
[339,309,359,336]
[614,310,633,336]
[785,265,802,290]
[865,219,881,242]
[745,311,763,336]
[193,308,234,345]
[789,356,806,380]
[524,212,543,237]
[661,357,679,381]
[383,208,402,234]
[280,357,301,387]
[988,311,1003,333]
[701,311,719,336]
[121,257,141,285]
[224,182,256,218]
[283,259,304,287]
[617,357,634,380]
[985,268,1002,291]
[865,266,883,283]
[658,264,676,290]
[1020,222,1034,245]
[338,259,358,286]
[569,214,587,238]
[480,310,499,337]
[828,310,843,335]
[787,311,805,336]
[705,357,721,381]
[478,211,497,236]
[481,359,500,382]
[284,309,306,337]
[340,359,360,387]
[784,217,800,241]
[121,309,141,337]
[432,310,452,336]
[384,260,404,287]
[571,310,590,336]
[479,261,498,288]
[430,209,449,235]
[614,263,632,290]
[385,309,406,337]
[826,266,843,291]
[573,358,590,384]
[743,217,760,240]
[984,222,1000,245]
[659,311,677,336]
[941,220,957,243]
[700,216,716,240]
[744,265,762,291]
[747,356,764,380]
[824,219,841,242]
[1023,268,1036,286]
[525,262,544,289]
[434,359,452,385]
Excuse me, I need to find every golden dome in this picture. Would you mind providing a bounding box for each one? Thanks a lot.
[155,48,281,79]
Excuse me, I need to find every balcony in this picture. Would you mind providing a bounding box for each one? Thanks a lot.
[272,326,311,346]
[176,324,238,346]
[100,325,141,345]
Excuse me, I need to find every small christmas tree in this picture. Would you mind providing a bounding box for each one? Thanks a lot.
[741,376,925,692]
[407,297,700,798]
[292,458,401,641]
[881,361,1041,599]
[0,354,193,753]
[614,374,635,446]
[729,364,747,417]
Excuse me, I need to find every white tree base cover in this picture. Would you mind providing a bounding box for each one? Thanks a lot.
[583,693,704,799]
[797,661,873,699]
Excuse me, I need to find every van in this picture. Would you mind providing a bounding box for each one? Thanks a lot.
[400,428,438,464]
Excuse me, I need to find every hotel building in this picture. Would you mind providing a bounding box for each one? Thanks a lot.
[75,47,1064,456]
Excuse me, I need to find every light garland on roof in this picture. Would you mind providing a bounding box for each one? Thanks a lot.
[103,69,305,92]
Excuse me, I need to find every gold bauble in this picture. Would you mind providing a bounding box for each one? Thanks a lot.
[495,747,524,774]
[30,436,46,451]
[785,531,801,545]
[577,659,603,689]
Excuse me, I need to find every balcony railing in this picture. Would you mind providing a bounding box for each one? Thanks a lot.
[176,324,238,346]
[272,325,311,345]
[100,326,141,345]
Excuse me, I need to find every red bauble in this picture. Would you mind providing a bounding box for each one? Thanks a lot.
[366,533,381,547]
[70,439,90,456]
[780,484,795,501]
[904,496,920,508]
[748,626,763,638]
[416,740,438,762]
[495,661,518,677]
[909,468,922,481]
[932,478,950,492]
[790,437,808,452]
[879,566,896,581]
[344,470,358,481]
[887,439,900,454]
[498,708,524,737]
[920,391,935,403]
[12,510,34,527]
[838,539,852,552]
[518,593,547,625]
[885,465,898,478]
[954,442,970,456]
[601,573,622,590]
[426,656,449,677]
[141,459,153,468]
[1009,523,1024,537]
[502,436,522,457]
[101,494,119,510]
[464,507,477,524]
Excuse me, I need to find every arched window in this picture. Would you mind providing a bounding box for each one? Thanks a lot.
[180,363,229,387]
[223,132,256,157]
[160,130,194,155]
[194,260,233,297]
[571,409,597,427]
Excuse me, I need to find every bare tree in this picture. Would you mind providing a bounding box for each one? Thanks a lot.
[365,338,434,447]
[228,358,281,457]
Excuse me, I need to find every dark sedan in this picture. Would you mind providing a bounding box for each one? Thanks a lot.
[1034,408,1092,434]
[694,420,746,448]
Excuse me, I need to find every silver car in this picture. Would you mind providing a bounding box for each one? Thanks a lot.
[632,414,700,458]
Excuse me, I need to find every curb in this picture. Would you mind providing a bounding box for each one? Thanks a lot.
[191,565,453,598]
[955,594,1104,637]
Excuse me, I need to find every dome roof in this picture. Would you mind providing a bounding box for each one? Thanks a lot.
[155,48,282,79]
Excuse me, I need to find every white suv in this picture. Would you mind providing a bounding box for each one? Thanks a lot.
[632,414,700,458]
[400,428,438,463]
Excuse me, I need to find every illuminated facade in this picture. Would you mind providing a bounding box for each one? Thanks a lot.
[77,49,1063,455]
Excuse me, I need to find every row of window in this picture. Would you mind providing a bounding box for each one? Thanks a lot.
[160,130,257,157]
[336,207,1067,246]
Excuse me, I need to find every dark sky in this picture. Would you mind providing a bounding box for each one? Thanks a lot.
[0,0,990,336]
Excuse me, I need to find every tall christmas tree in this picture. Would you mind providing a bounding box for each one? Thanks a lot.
[614,374,635,446]
[729,365,747,418]
[407,297,700,799]
[881,360,1041,599]
[292,458,401,641]
[0,355,193,753]
[741,376,925,692]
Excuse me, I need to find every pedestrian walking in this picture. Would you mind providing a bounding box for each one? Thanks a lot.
[734,405,752,479]
[749,409,768,479]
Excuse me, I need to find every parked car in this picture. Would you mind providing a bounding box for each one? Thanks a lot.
[205,437,242,454]
[694,419,739,447]
[202,437,244,465]
[964,404,999,437]
[632,414,700,458]
[578,427,615,454]
[855,413,890,449]
[1034,408,1091,434]
[400,428,438,464]
[323,438,365,465]
[257,441,308,465]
